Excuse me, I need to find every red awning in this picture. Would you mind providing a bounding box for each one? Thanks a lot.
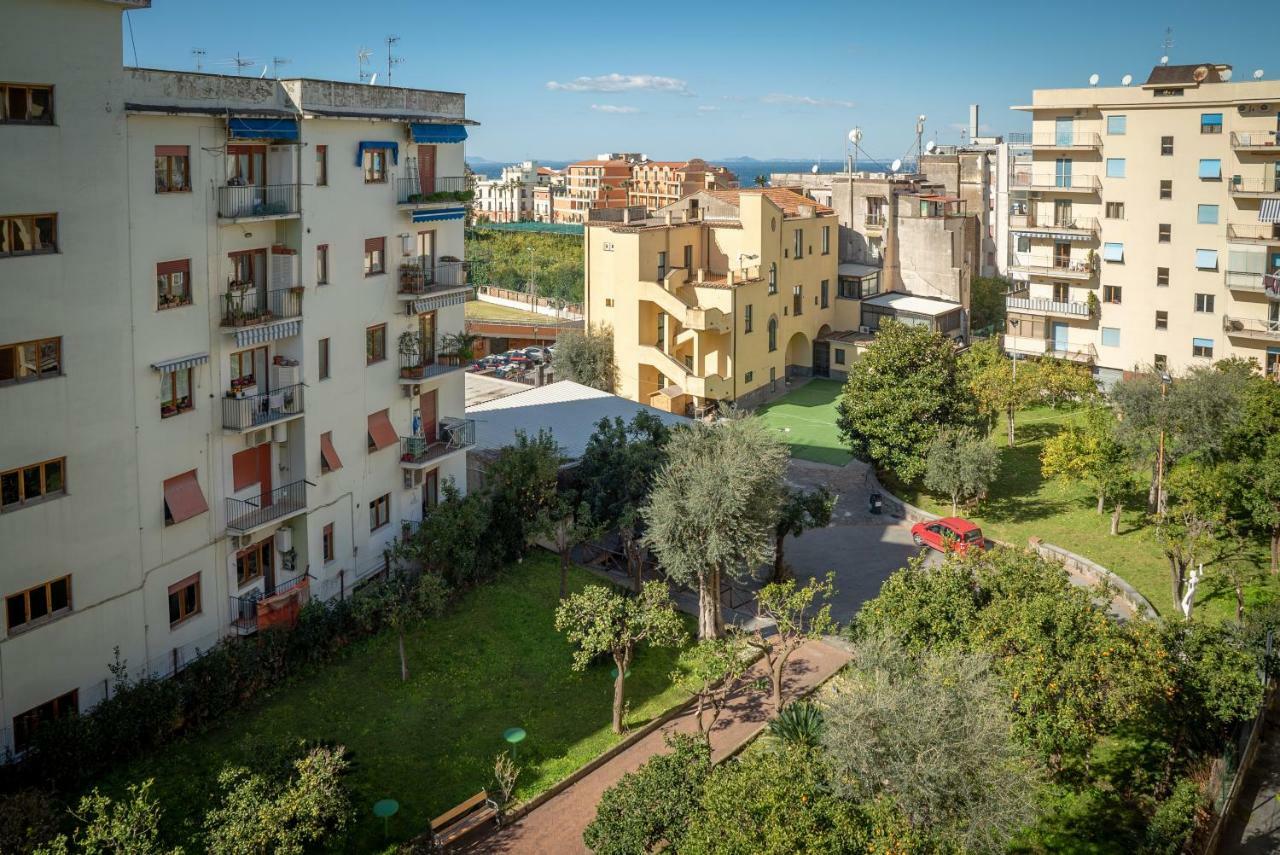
[367,410,398,452]
[320,432,343,472]
[163,470,208,525]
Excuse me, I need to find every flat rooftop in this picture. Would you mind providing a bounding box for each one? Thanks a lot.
[862,291,962,317]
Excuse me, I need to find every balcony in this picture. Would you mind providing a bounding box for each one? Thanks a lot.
[1231,131,1280,153]
[1009,213,1099,239]
[1029,131,1102,151]
[1003,335,1098,363]
[1005,290,1092,318]
[398,418,476,469]
[1009,253,1096,280]
[220,286,303,330]
[217,183,300,221]
[1227,223,1280,245]
[229,570,312,634]
[398,258,470,299]
[225,480,307,536]
[1228,177,1280,197]
[396,176,471,208]
[222,382,304,432]
[399,348,465,385]
[864,213,886,230]
[1011,173,1101,193]
[1224,315,1280,341]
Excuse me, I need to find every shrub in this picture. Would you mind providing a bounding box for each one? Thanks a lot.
[33,780,177,855]
[0,789,59,855]
[765,701,825,749]
[1142,777,1205,855]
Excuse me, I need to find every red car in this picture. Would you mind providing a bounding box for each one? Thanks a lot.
[911,517,985,555]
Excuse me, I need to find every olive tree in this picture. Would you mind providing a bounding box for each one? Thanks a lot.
[747,574,835,711]
[922,428,1000,515]
[555,324,617,391]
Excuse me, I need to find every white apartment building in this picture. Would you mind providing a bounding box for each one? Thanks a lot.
[1008,63,1280,380]
[473,160,550,223]
[0,0,475,753]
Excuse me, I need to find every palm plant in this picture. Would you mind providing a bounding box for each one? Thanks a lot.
[753,174,768,188]
[440,331,483,363]
[765,700,825,748]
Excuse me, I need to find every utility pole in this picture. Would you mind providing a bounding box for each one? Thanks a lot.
[191,48,206,73]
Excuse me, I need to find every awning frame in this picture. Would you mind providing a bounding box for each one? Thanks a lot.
[228,117,300,142]
[151,353,210,373]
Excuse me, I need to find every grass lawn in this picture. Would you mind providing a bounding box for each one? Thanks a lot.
[465,299,559,324]
[94,553,692,852]
[889,406,1278,623]
[757,379,852,466]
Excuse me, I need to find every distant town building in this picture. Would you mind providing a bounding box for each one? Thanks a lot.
[627,159,738,209]
[555,157,635,224]
[473,161,555,223]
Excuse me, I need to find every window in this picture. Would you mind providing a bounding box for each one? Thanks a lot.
[1160,136,1174,156]
[1158,224,1171,243]
[767,317,778,352]
[167,574,201,627]
[2,82,53,124]
[320,431,342,474]
[156,259,191,309]
[657,251,667,279]
[1195,249,1218,270]
[1101,327,1121,348]
[768,263,777,294]
[744,304,753,333]
[13,690,77,753]
[363,149,387,183]
[1102,242,1124,262]
[1193,338,1214,358]
[154,146,190,193]
[1105,202,1125,219]
[1106,158,1126,178]
[1155,310,1169,330]
[160,368,193,418]
[604,298,615,307]
[1200,113,1223,134]
[794,229,803,259]
[363,237,385,275]
[318,338,330,380]
[316,244,329,284]
[315,145,328,186]
[1154,354,1168,371]
[370,494,391,531]
[1157,267,1170,287]
[366,324,386,363]
[744,371,754,384]
[1197,204,1219,225]
[0,336,61,385]
[1,458,65,511]
[1016,235,1030,253]
[834,348,846,365]
[1194,293,1215,313]
[1160,180,1173,200]
[1103,285,1122,304]
[1052,282,1070,303]
[0,214,57,257]
[6,576,71,633]
[323,523,335,563]
[682,244,693,273]
[235,540,273,588]
[821,225,830,255]
[820,279,829,309]
[792,285,803,316]
[1107,115,1127,135]
[1198,159,1222,180]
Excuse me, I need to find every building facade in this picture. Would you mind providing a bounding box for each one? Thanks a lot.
[1009,63,1280,380]
[473,160,552,223]
[627,159,738,210]
[554,157,635,225]
[0,0,475,753]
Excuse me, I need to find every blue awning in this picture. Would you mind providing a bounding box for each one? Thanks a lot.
[411,207,467,223]
[1198,159,1222,179]
[410,123,467,144]
[228,117,299,141]
[1195,249,1219,270]
[356,141,399,166]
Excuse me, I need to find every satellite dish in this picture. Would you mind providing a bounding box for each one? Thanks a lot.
[918,114,926,122]
[926,140,936,153]
[890,158,902,173]
[1192,65,1209,82]
[1255,69,1265,80]
[848,128,862,144]
[1121,74,1133,86]
[1221,68,1233,81]
[1160,55,1169,66]
[810,163,819,174]
[1088,73,1100,86]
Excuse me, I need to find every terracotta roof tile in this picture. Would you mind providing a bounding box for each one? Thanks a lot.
[703,187,834,217]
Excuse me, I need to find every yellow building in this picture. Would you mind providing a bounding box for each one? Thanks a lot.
[585,188,851,411]
[1011,63,1280,380]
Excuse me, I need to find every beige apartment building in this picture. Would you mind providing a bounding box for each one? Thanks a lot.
[627,159,738,210]
[0,0,475,753]
[1009,63,1280,380]
[555,157,635,224]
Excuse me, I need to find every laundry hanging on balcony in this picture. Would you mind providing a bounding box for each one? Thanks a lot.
[1259,199,1280,224]
[355,140,398,166]
[228,117,299,141]
[1265,273,1280,301]
[410,123,467,144]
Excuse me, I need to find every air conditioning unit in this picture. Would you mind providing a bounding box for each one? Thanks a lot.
[858,325,871,334]
[236,534,253,550]
[248,429,269,448]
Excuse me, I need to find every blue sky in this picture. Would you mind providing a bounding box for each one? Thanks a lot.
[123,0,1280,163]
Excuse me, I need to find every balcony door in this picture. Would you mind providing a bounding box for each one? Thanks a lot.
[1054,200,1073,228]
[1053,242,1071,270]
[1051,321,1069,352]
[419,311,437,366]
[1055,118,1074,147]
[1055,158,1072,188]
[227,145,266,186]
[417,145,437,195]
[416,230,435,266]
[419,388,437,444]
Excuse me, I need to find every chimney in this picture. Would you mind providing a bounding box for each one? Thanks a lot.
[664,211,672,226]
[969,104,979,141]
[623,207,631,224]
[727,270,735,286]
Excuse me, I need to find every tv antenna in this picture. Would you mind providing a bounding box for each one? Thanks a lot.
[1255,69,1266,80]
[272,56,291,78]
[1161,27,1174,60]
[231,53,254,76]
[191,48,206,72]
[385,35,403,85]
[1122,74,1133,86]
[357,47,373,83]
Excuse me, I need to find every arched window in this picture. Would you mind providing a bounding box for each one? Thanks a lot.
[768,317,778,352]
[768,263,777,294]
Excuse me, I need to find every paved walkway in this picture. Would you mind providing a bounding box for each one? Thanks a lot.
[463,638,851,854]
[1221,699,1280,854]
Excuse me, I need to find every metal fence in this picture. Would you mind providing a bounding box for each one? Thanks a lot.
[217,183,300,219]
[225,479,307,534]
[221,382,304,430]
[220,286,302,327]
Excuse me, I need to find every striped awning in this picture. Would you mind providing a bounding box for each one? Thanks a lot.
[151,352,209,373]
[413,290,469,314]
[1012,229,1092,242]
[410,123,467,144]
[411,207,467,223]
[234,319,302,347]
[1260,199,1280,224]
[228,117,299,141]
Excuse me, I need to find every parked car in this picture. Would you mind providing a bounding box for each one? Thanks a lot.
[522,346,550,364]
[479,354,505,369]
[503,351,531,365]
[910,517,985,555]
[496,364,526,380]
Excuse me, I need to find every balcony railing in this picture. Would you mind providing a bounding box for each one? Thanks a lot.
[222,382,304,431]
[217,183,300,219]
[1231,131,1280,150]
[225,479,307,535]
[1227,223,1280,244]
[229,569,312,633]
[220,286,302,328]
[399,418,476,467]
[396,176,470,205]
[1229,176,1280,195]
[398,258,469,296]
[1030,131,1102,149]
[1004,335,1098,363]
[865,213,886,227]
[1010,214,1099,235]
[399,350,464,381]
[1009,254,1096,277]
[1012,173,1102,192]
[1225,270,1267,291]
[1006,290,1091,317]
[1224,315,1280,340]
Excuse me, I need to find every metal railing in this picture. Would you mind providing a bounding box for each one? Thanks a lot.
[226,479,307,534]
[1012,173,1102,191]
[398,418,476,466]
[864,213,886,227]
[1005,291,1091,317]
[1009,254,1096,276]
[227,570,311,633]
[396,175,469,204]
[220,286,302,327]
[1010,214,1099,234]
[399,350,463,381]
[222,382,304,430]
[1224,315,1280,339]
[1030,131,1102,148]
[398,258,469,295]
[217,183,300,219]
[1224,271,1267,291]
[1227,223,1280,243]
[1231,130,1280,149]
[1229,176,1280,195]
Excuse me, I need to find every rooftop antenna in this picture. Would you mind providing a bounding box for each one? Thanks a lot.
[890,158,903,174]
[1088,73,1100,86]
[385,35,403,85]
[1254,69,1265,80]
[847,127,861,173]
[191,48,206,73]
[272,56,291,79]
[915,114,926,168]
[1161,27,1174,63]
[1122,74,1133,86]
[231,53,254,76]
[357,47,373,83]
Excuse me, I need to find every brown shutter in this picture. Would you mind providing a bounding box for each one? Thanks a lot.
[231,448,260,491]
[365,237,382,253]
[155,145,189,157]
[163,470,208,524]
[156,258,190,276]
[320,431,343,472]
[367,409,397,451]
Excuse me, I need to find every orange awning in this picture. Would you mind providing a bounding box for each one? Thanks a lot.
[163,470,208,524]
[367,409,398,452]
[320,431,343,472]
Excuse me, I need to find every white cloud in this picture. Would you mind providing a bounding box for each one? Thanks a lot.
[547,73,692,95]
[697,105,719,113]
[591,104,639,114]
[761,93,856,109]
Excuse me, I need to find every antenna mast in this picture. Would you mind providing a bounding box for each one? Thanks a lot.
[272,56,291,79]
[357,47,373,83]
[232,53,254,77]
[1162,27,1174,60]
[385,35,403,85]
[191,48,206,73]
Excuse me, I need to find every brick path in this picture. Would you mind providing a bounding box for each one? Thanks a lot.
[462,638,851,854]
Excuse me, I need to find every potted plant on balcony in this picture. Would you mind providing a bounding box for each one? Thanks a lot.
[1087,291,1100,320]
[289,285,305,298]
[398,330,422,378]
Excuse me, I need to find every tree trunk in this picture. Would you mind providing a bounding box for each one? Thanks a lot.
[771,654,785,712]
[559,547,570,600]
[1110,502,1122,536]
[611,651,630,734]
[1236,581,1246,625]
[698,570,724,640]
[398,631,409,682]
[951,492,958,516]
[1007,405,1016,447]
[1096,490,1106,515]
[1271,526,1279,576]
[1168,555,1185,613]
[1147,455,1161,514]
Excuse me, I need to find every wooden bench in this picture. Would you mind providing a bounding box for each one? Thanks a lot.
[431,790,499,850]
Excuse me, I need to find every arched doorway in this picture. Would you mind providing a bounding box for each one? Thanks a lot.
[812,325,832,378]
[785,331,811,380]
